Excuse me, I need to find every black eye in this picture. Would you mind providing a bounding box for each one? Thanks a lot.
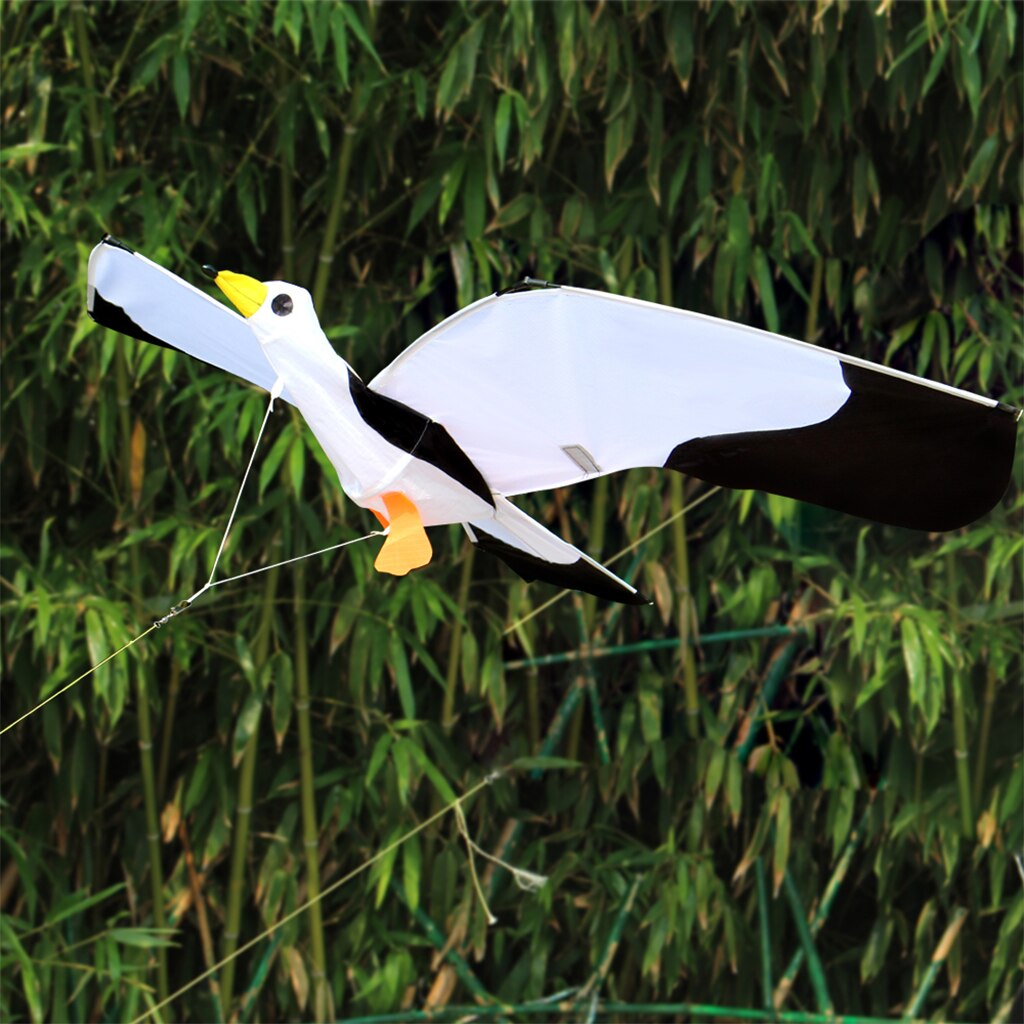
[272,294,293,316]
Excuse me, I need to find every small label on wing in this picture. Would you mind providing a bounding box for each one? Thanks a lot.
[561,444,601,475]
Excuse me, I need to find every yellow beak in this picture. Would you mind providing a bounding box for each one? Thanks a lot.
[209,269,268,319]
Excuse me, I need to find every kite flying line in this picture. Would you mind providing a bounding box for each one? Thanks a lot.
[1,383,383,736]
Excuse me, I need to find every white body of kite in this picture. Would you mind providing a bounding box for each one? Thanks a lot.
[87,236,1018,604]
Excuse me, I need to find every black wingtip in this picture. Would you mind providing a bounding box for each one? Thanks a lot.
[201,264,219,280]
[101,234,136,254]
[470,526,648,605]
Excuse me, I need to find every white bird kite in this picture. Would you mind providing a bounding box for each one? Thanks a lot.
[86,236,1018,604]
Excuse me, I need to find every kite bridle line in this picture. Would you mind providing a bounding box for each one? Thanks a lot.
[0,381,383,736]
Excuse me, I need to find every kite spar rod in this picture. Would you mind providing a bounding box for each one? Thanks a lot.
[0,382,382,736]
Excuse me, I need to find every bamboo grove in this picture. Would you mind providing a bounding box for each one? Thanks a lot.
[1,2,1021,1021]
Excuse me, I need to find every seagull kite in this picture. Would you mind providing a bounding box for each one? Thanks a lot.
[86,236,1018,605]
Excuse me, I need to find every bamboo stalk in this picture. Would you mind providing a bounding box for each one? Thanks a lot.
[157,660,181,802]
[312,94,360,311]
[902,907,968,1020]
[293,562,331,1019]
[442,544,475,729]
[659,234,701,739]
[755,857,774,1010]
[574,876,642,1005]
[774,801,871,1009]
[782,872,833,1015]
[72,4,105,189]
[220,566,279,1014]
[945,553,974,838]
[238,933,281,1021]
[972,664,997,812]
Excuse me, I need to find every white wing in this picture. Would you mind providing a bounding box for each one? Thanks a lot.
[87,236,287,400]
[370,285,1016,531]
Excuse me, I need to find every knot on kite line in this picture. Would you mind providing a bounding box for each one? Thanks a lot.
[154,599,193,628]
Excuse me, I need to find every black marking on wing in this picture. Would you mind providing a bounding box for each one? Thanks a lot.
[89,289,177,353]
[348,372,494,507]
[666,363,1018,531]
[470,526,648,605]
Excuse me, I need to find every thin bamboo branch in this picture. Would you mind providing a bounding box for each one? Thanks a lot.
[339,1000,920,1024]
[902,907,967,1020]
[782,872,833,1015]
[504,627,803,670]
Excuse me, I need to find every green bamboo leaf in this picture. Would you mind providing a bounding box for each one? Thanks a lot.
[389,631,415,719]
[0,917,43,1023]
[232,692,263,767]
[647,93,664,206]
[340,2,384,71]
[495,93,513,165]
[329,6,349,85]
[402,833,422,912]
[373,834,400,909]
[957,33,982,121]
[44,883,125,928]
[365,733,392,787]
[956,136,998,200]
[172,52,189,121]
[666,4,695,89]
[604,114,629,191]
[900,616,927,710]
[920,32,950,102]
[752,247,779,332]
[438,155,466,227]
[0,142,66,162]
[288,432,305,497]
[403,742,457,804]
[109,927,177,948]
[488,194,534,231]
[638,671,662,743]
[772,791,791,893]
[392,736,411,804]
[704,744,726,809]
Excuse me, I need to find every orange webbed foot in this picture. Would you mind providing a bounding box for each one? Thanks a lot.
[373,493,433,576]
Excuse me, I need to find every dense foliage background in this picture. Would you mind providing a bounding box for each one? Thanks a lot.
[2,2,1021,1021]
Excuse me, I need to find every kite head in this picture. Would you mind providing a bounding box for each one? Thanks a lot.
[203,264,324,349]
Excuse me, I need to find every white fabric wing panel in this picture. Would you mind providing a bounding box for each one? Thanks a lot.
[371,287,851,496]
[87,241,286,400]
